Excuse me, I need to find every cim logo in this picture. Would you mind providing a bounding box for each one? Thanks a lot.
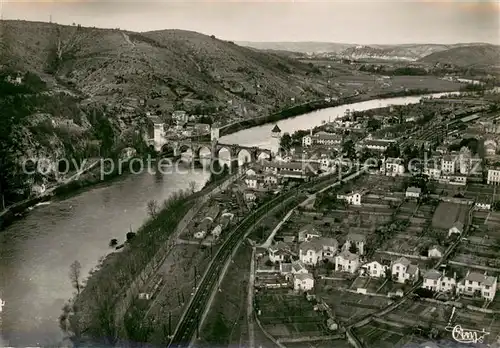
[445,325,490,344]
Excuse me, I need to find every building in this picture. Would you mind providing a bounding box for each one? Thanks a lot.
[363,139,396,152]
[422,269,442,292]
[337,191,362,206]
[344,232,366,255]
[441,156,456,174]
[172,110,188,124]
[268,242,292,263]
[427,245,443,259]
[264,174,279,186]
[299,238,338,265]
[382,157,405,176]
[422,269,456,294]
[211,225,222,239]
[391,257,420,284]
[245,175,261,189]
[297,224,322,242]
[334,250,360,273]
[271,124,281,138]
[406,186,422,199]
[362,260,389,278]
[487,167,500,185]
[456,271,497,300]
[303,131,342,147]
[484,139,497,156]
[448,221,464,237]
[294,273,315,291]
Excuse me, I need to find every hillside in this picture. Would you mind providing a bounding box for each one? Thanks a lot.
[418,45,500,67]
[236,41,356,54]
[0,20,332,204]
[0,21,330,118]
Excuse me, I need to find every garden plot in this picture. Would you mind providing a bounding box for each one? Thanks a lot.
[386,300,452,328]
[255,290,327,339]
[354,322,421,348]
[317,289,390,324]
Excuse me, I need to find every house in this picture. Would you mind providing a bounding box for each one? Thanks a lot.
[448,221,464,237]
[264,174,279,186]
[424,161,442,180]
[382,157,405,176]
[456,271,497,300]
[422,269,442,292]
[441,156,456,174]
[406,186,422,199]
[297,224,321,242]
[427,245,443,259]
[211,225,222,239]
[337,191,362,206]
[363,139,396,152]
[334,250,360,274]
[172,110,188,124]
[294,273,315,291]
[268,242,292,263]
[487,167,500,185]
[299,238,338,265]
[302,130,342,147]
[245,175,260,189]
[344,232,366,255]
[484,139,497,156]
[291,260,308,275]
[436,145,448,154]
[244,192,257,202]
[245,168,259,177]
[458,147,472,175]
[362,260,389,278]
[391,257,420,284]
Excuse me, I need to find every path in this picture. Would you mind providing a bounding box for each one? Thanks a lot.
[121,32,136,47]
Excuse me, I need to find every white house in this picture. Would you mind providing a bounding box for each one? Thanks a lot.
[362,260,389,278]
[448,221,464,237]
[363,139,395,152]
[299,238,338,265]
[294,273,315,291]
[302,131,342,147]
[264,174,279,186]
[441,156,456,174]
[382,157,405,176]
[337,191,362,206]
[334,250,360,274]
[297,224,321,242]
[487,167,500,185]
[484,139,497,156]
[391,257,420,284]
[427,245,443,259]
[406,186,422,199]
[245,175,260,189]
[456,271,497,300]
[422,269,442,292]
[344,232,366,255]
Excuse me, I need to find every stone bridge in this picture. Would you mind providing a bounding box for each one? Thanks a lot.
[161,140,272,165]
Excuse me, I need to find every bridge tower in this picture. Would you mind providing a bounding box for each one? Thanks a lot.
[150,116,167,152]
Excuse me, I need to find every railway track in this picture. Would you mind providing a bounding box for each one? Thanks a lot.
[168,170,364,347]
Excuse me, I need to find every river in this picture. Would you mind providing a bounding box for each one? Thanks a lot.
[0,91,458,347]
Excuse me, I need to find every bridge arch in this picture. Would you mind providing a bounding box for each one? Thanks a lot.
[178,143,192,154]
[197,146,212,159]
[237,149,252,166]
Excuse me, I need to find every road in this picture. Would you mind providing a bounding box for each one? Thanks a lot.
[168,169,366,348]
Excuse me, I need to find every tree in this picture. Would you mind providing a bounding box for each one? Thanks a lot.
[342,140,356,159]
[147,199,159,217]
[280,132,292,152]
[366,118,382,132]
[384,143,400,158]
[69,260,82,295]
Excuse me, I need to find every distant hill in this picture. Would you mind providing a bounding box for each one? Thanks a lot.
[236,41,357,54]
[418,44,500,67]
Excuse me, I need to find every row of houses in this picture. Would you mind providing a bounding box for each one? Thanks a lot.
[423,269,497,301]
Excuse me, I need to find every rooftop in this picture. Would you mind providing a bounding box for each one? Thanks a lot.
[423,269,442,280]
[346,232,366,243]
[272,124,281,133]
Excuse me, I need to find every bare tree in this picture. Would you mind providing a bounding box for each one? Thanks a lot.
[69,260,82,295]
[147,199,159,217]
[189,181,197,194]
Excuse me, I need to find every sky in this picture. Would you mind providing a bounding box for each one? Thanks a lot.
[1,0,499,45]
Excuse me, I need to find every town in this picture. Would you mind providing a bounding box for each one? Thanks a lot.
[128,89,500,348]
